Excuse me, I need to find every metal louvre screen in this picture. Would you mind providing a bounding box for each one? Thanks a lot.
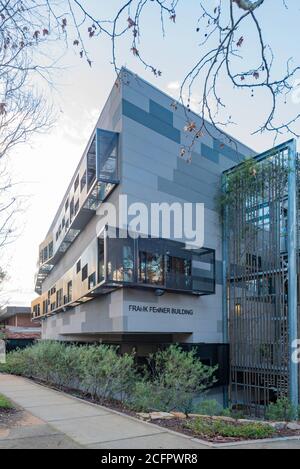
[224,141,298,416]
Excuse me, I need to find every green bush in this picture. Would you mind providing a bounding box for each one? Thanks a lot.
[266,398,298,422]
[146,345,217,414]
[128,380,157,412]
[81,344,137,403]
[187,417,275,440]
[192,400,227,417]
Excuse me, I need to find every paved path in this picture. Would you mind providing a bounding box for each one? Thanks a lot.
[0,374,209,449]
[1,374,300,449]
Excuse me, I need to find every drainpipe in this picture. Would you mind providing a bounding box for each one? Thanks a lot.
[288,139,298,413]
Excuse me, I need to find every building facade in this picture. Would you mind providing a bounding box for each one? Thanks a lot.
[31,69,255,401]
[0,306,41,350]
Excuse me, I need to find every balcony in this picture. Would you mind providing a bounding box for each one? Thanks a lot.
[34,129,119,294]
[32,227,216,320]
[101,227,215,296]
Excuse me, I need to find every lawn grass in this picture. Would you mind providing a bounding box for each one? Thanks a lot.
[0,394,13,410]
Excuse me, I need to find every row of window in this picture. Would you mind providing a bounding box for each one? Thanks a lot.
[41,258,97,314]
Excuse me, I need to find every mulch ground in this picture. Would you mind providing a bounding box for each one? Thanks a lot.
[0,408,20,429]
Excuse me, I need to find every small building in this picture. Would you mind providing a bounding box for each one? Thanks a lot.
[0,306,41,350]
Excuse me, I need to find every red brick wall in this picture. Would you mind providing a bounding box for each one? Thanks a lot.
[15,314,40,327]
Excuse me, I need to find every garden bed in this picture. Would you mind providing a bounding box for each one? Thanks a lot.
[150,416,300,444]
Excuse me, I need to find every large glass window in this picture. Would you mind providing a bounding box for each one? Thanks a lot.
[139,251,164,285]
[106,229,134,283]
[96,129,119,183]
[167,255,192,290]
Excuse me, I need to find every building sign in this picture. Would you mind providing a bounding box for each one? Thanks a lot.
[128,304,194,316]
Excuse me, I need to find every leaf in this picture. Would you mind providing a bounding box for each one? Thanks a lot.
[131,47,139,56]
[184,121,196,133]
[170,14,176,23]
[127,17,136,28]
[73,39,80,46]
[0,103,7,115]
[237,36,244,47]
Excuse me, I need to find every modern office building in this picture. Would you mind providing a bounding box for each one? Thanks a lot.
[32,69,300,411]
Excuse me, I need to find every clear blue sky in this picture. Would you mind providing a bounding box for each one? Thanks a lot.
[1,0,300,305]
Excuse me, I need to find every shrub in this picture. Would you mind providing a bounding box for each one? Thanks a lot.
[128,380,157,412]
[193,399,225,416]
[147,345,217,414]
[81,344,137,403]
[187,417,275,440]
[266,398,298,422]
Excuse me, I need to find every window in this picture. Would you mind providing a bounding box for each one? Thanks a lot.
[50,286,56,295]
[106,234,134,283]
[67,281,72,302]
[42,300,48,315]
[56,288,63,308]
[70,197,74,221]
[76,259,81,274]
[139,251,164,285]
[98,238,105,282]
[65,198,69,211]
[87,137,96,190]
[82,264,88,281]
[62,217,65,229]
[48,242,53,258]
[74,174,79,192]
[51,302,56,312]
[88,272,96,290]
[33,304,40,317]
[167,255,192,290]
[75,199,79,215]
[81,171,87,192]
[96,129,119,183]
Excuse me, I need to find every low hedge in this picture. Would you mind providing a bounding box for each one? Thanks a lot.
[0,341,216,414]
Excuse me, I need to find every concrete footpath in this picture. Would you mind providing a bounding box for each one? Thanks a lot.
[1,374,300,449]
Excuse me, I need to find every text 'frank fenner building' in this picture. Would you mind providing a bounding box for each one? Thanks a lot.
[32,68,299,415]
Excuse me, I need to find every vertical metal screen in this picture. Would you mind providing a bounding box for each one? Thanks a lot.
[225,140,298,416]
